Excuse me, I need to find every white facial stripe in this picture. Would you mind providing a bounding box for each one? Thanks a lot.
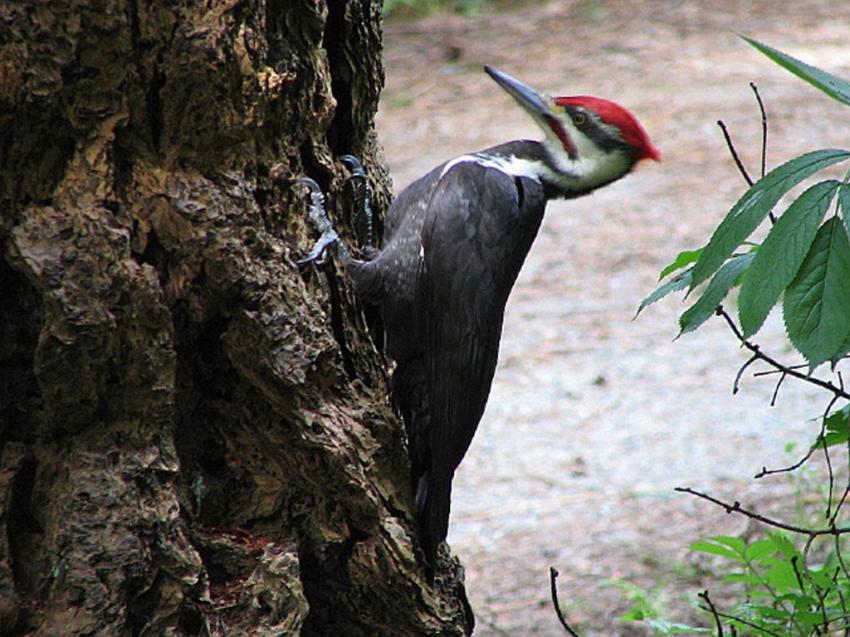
[440,154,544,181]
[545,118,630,190]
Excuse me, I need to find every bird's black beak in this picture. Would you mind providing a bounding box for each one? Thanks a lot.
[484,66,555,124]
[484,66,576,155]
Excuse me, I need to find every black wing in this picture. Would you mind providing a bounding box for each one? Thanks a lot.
[416,161,546,563]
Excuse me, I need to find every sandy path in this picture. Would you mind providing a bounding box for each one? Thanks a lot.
[377,2,850,634]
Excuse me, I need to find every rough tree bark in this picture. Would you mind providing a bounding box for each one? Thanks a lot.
[0,1,473,635]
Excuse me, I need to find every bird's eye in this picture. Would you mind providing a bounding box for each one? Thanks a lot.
[572,112,587,126]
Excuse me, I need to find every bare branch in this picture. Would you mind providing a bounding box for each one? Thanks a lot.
[770,371,787,406]
[549,567,582,637]
[699,606,784,637]
[717,307,850,401]
[750,82,768,179]
[675,486,850,537]
[733,353,759,395]
[717,120,754,187]
[698,590,724,637]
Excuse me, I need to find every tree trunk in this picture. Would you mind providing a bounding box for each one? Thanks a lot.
[0,1,473,635]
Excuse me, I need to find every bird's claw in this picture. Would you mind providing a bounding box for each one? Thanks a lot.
[340,155,367,181]
[339,155,374,251]
[296,230,340,267]
[297,177,343,267]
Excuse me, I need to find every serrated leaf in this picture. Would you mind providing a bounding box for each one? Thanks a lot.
[635,268,693,316]
[783,216,850,367]
[808,567,835,591]
[840,183,850,240]
[619,608,646,621]
[659,248,703,280]
[710,535,747,554]
[766,531,799,560]
[724,572,762,585]
[822,405,850,447]
[738,181,840,337]
[745,539,779,562]
[743,36,850,107]
[680,253,754,335]
[689,540,743,562]
[691,149,850,289]
[764,561,798,590]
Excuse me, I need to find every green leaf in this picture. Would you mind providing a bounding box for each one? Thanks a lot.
[691,149,850,289]
[680,253,754,335]
[710,535,747,554]
[822,405,850,447]
[635,268,693,316]
[767,531,799,560]
[689,540,742,562]
[743,36,850,107]
[659,248,703,280]
[619,608,646,621]
[738,180,840,337]
[764,561,798,590]
[840,183,850,241]
[745,539,779,563]
[783,216,850,367]
[724,572,763,585]
[646,619,711,635]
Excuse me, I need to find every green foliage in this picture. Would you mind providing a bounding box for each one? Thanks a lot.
[689,149,850,294]
[643,37,850,369]
[688,532,850,636]
[783,216,850,367]
[738,181,840,337]
[636,268,693,316]
[679,252,754,335]
[742,36,850,107]
[605,579,710,635]
[628,37,850,637]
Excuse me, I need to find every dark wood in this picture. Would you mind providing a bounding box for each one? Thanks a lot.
[0,1,472,634]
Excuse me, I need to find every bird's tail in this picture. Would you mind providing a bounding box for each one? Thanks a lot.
[417,472,451,571]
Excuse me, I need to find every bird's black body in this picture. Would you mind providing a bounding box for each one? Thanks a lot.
[348,141,551,564]
[300,67,658,571]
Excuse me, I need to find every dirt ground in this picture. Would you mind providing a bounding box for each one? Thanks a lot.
[376,2,850,635]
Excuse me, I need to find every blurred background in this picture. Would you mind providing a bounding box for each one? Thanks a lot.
[376,1,850,634]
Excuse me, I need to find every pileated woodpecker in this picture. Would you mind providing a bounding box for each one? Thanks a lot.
[300,66,659,570]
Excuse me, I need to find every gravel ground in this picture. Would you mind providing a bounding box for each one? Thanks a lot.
[377,2,850,634]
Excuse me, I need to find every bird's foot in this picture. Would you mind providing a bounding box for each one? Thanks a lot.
[296,230,340,267]
[340,155,375,253]
[296,178,343,267]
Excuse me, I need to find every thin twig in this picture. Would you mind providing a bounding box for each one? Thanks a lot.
[826,433,836,521]
[755,412,829,479]
[675,486,850,537]
[698,590,724,637]
[770,371,787,406]
[830,426,850,527]
[754,364,809,378]
[717,307,850,401]
[733,354,759,395]
[836,534,850,591]
[699,606,784,637]
[750,83,768,179]
[549,567,582,637]
[717,120,754,187]
[791,555,808,593]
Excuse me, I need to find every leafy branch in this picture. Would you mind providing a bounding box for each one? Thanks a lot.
[630,35,850,637]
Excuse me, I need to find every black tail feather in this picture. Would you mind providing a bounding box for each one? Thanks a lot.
[419,473,451,570]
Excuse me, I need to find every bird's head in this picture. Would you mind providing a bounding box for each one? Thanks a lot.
[484,66,659,196]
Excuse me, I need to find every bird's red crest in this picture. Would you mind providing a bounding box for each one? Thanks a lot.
[555,96,660,161]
